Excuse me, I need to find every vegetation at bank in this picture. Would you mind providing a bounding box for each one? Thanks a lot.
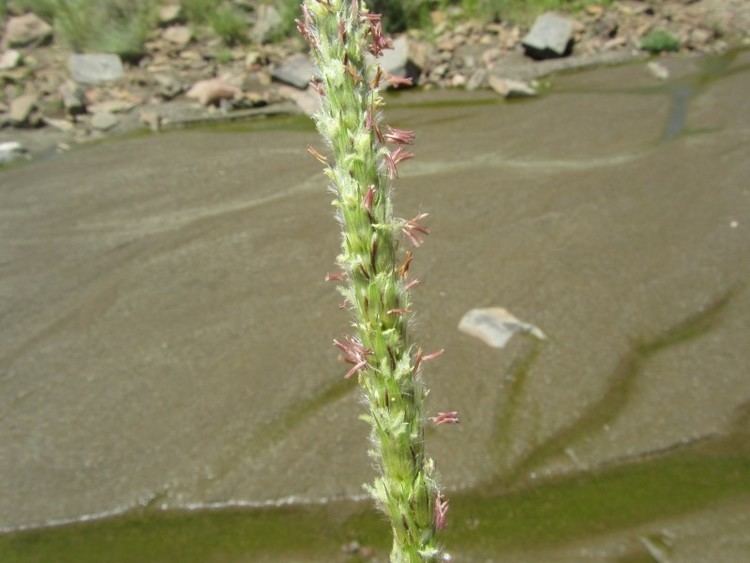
[1,0,617,56]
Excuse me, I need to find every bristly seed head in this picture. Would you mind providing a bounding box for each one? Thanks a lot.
[307,145,329,165]
[333,336,372,379]
[434,493,449,530]
[384,146,415,179]
[429,411,460,425]
[384,126,416,145]
[402,213,430,247]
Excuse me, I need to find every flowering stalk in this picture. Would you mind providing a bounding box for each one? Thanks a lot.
[298,1,456,561]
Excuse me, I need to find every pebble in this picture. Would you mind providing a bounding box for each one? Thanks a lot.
[0,141,28,165]
[647,61,670,80]
[488,76,537,98]
[9,94,38,126]
[458,307,546,348]
[91,112,120,131]
[163,26,192,47]
[0,50,22,71]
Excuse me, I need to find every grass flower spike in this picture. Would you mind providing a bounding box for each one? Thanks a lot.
[298,1,456,560]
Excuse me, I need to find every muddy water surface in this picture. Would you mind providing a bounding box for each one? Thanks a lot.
[1,52,749,561]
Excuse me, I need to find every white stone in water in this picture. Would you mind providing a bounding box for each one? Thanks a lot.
[458,307,546,348]
[0,141,27,165]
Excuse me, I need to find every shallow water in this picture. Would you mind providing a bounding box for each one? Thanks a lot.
[1,52,749,561]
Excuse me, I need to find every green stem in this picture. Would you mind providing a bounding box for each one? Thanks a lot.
[300,1,447,560]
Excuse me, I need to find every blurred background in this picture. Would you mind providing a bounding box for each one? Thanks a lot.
[1,1,749,561]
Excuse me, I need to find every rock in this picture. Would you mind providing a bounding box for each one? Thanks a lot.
[0,141,28,165]
[186,78,241,106]
[159,4,183,26]
[458,307,546,349]
[271,53,318,89]
[0,50,22,71]
[88,99,135,114]
[91,112,119,131]
[9,94,37,126]
[647,61,670,80]
[689,28,713,48]
[277,85,321,116]
[154,74,183,99]
[522,12,575,59]
[251,4,283,44]
[593,13,619,39]
[376,36,421,86]
[163,25,192,47]
[60,81,87,114]
[466,69,487,91]
[44,117,75,132]
[2,14,53,48]
[69,54,124,85]
[245,51,261,69]
[488,76,537,98]
[139,109,162,132]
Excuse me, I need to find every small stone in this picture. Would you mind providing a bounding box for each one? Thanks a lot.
[451,74,467,88]
[689,28,713,48]
[647,61,669,81]
[44,117,75,132]
[370,36,421,87]
[9,94,37,126]
[186,78,241,106]
[466,69,487,91]
[2,14,53,48]
[159,5,183,26]
[88,99,135,114]
[522,12,575,59]
[154,74,183,99]
[91,112,119,131]
[488,76,537,98]
[163,26,192,47]
[458,307,546,349]
[277,85,321,116]
[60,81,87,114]
[0,50,22,71]
[271,53,318,89]
[251,4,283,44]
[139,110,162,132]
[0,141,28,165]
[245,51,261,69]
[68,54,124,85]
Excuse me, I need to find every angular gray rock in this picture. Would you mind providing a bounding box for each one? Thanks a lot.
[371,36,421,86]
[91,112,119,131]
[68,54,124,85]
[0,141,27,165]
[2,14,53,48]
[9,94,38,126]
[522,12,574,59]
[271,54,318,89]
[251,4,282,44]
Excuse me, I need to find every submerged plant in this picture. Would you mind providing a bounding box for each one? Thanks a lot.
[299,1,456,561]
